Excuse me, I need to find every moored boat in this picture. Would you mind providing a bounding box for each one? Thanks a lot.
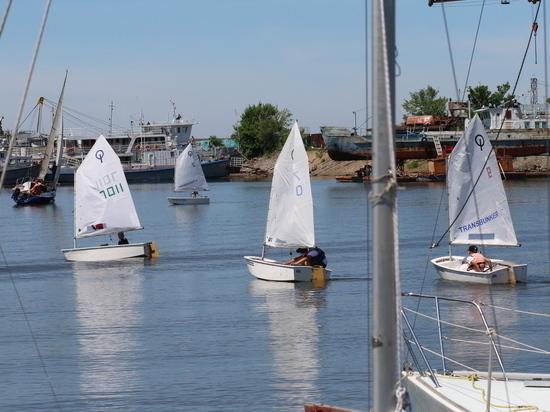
[322,101,550,162]
[11,72,67,205]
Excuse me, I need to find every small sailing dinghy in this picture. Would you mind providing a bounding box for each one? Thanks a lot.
[167,143,210,205]
[62,135,158,262]
[431,115,527,284]
[244,121,331,282]
[12,72,67,205]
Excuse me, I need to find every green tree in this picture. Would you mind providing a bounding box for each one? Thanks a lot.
[232,102,292,158]
[209,135,224,147]
[467,82,515,111]
[402,86,447,118]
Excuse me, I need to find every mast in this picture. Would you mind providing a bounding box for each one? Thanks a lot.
[37,72,67,180]
[371,0,398,411]
[53,103,64,186]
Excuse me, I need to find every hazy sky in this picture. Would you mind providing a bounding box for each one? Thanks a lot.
[0,0,546,139]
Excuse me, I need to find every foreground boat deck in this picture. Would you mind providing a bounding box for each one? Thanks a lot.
[406,371,550,411]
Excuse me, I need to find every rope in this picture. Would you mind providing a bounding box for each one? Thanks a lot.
[0,0,13,39]
[0,0,53,189]
[440,3,460,101]
[368,171,396,203]
[461,0,487,103]
[0,1,60,410]
[468,374,539,411]
[0,245,60,410]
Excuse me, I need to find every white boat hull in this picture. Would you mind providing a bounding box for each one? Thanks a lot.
[167,196,210,205]
[405,371,550,412]
[62,242,158,262]
[432,255,527,284]
[244,256,331,282]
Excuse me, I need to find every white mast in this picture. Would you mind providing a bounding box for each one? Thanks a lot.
[38,71,67,180]
[371,0,398,410]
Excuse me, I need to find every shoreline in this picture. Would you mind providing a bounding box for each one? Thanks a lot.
[238,151,550,178]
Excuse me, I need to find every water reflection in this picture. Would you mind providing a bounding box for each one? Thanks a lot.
[248,280,327,404]
[72,260,144,401]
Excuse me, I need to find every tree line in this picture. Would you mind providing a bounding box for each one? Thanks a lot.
[225,85,549,159]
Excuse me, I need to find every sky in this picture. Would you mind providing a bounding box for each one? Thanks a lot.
[0,0,547,139]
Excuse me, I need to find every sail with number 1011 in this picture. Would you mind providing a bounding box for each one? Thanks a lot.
[62,134,158,262]
[431,115,527,284]
[244,121,331,282]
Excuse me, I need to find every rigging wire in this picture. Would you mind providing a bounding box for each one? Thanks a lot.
[0,0,52,189]
[432,0,545,249]
[509,1,543,106]
[0,1,61,410]
[0,246,61,410]
[461,0,487,103]
[0,0,13,40]
[440,2,461,101]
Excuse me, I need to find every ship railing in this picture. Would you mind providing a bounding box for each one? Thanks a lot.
[401,293,506,381]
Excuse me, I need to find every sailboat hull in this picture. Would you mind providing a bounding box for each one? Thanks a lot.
[432,255,527,284]
[62,242,158,262]
[244,256,331,282]
[12,191,56,205]
[167,196,210,205]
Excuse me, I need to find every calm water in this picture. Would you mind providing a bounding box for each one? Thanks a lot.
[0,178,548,411]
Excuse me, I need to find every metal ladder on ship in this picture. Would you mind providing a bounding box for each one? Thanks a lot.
[431,134,443,157]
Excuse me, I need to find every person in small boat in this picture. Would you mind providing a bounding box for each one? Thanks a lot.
[118,232,129,245]
[462,245,492,272]
[30,179,46,195]
[284,247,327,268]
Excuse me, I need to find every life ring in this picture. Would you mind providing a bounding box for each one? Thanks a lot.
[145,145,151,151]
[135,145,141,151]
[421,137,428,143]
[67,147,74,153]
[154,145,160,151]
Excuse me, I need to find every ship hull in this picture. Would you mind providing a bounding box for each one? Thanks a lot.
[321,126,550,161]
[57,158,230,183]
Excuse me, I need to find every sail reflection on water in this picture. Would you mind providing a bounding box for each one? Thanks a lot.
[73,261,144,399]
[248,281,326,402]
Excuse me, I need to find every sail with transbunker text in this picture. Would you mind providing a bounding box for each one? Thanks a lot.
[431,115,527,284]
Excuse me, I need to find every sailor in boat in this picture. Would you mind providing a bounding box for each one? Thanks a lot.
[460,245,493,272]
[118,232,129,245]
[44,161,57,182]
[284,247,328,268]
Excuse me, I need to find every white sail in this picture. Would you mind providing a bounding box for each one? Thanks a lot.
[74,135,142,239]
[174,144,209,192]
[447,115,518,246]
[264,121,315,248]
[38,72,67,180]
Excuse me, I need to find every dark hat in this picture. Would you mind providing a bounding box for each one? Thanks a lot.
[468,245,478,253]
[296,248,308,254]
